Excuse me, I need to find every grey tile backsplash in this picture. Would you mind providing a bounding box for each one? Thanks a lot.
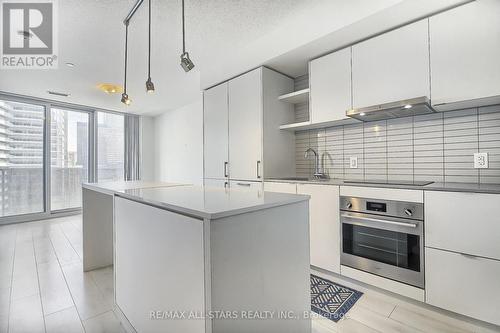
[294,75,309,122]
[295,105,500,184]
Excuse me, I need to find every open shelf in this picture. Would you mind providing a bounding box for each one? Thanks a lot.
[278,88,310,104]
[279,118,360,131]
[279,121,312,131]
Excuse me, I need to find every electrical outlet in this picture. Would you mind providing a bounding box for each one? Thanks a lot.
[349,156,358,169]
[474,153,488,169]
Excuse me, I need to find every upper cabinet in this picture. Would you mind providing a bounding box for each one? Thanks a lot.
[204,67,295,182]
[310,47,352,123]
[352,19,430,108]
[203,83,229,180]
[228,69,263,181]
[430,0,500,108]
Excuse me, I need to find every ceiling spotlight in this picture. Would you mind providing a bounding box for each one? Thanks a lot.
[66,62,75,68]
[180,0,195,72]
[121,93,131,105]
[121,23,131,105]
[180,52,195,72]
[359,112,366,116]
[404,104,413,109]
[145,0,155,93]
[146,78,155,93]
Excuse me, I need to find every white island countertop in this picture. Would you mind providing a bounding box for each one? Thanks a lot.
[115,185,310,220]
[82,180,187,195]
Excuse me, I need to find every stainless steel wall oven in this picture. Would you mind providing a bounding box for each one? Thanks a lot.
[340,196,424,288]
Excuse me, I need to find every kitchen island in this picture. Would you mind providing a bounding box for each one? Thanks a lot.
[82,181,187,271]
[113,185,311,333]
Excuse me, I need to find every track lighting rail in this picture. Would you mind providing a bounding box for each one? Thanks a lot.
[123,0,144,25]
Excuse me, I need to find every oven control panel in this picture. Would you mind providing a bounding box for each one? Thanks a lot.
[366,201,387,212]
[340,196,423,221]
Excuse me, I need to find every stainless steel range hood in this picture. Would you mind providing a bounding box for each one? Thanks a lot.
[346,96,436,122]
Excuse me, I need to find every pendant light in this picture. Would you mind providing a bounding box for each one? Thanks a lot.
[121,23,131,105]
[145,0,155,93]
[180,0,195,72]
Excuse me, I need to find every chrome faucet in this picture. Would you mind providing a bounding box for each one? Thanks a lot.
[304,148,328,179]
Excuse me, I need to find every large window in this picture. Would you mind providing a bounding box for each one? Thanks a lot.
[97,112,124,182]
[0,99,45,217]
[50,108,89,210]
[0,95,132,223]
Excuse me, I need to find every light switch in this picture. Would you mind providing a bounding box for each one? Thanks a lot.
[474,153,488,169]
[349,156,358,169]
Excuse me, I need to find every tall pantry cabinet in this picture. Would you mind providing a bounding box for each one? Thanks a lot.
[203,67,296,185]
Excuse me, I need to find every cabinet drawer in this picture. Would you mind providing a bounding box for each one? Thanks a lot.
[425,191,500,260]
[425,247,500,326]
[229,180,262,191]
[263,182,297,194]
[204,178,229,188]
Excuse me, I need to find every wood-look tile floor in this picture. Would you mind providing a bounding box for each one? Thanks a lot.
[0,215,123,333]
[0,215,499,333]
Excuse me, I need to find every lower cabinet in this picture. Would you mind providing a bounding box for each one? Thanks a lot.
[425,191,500,260]
[425,247,500,326]
[263,181,297,194]
[229,180,262,191]
[297,184,340,274]
[204,178,229,188]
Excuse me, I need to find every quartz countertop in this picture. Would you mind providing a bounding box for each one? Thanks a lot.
[82,180,187,195]
[265,178,500,194]
[115,185,310,220]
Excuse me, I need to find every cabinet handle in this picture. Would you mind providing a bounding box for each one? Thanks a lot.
[341,213,418,228]
[257,160,261,179]
[224,162,228,178]
[236,183,251,187]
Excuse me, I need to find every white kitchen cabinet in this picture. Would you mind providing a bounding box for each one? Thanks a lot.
[263,181,297,194]
[262,68,296,178]
[228,69,263,181]
[430,0,500,108]
[352,19,430,108]
[310,47,352,123]
[425,191,500,260]
[229,180,263,192]
[204,67,294,184]
[204,83,229,179]
[204,178,229,188]
[297,184,340,273]
[425,247,500,326]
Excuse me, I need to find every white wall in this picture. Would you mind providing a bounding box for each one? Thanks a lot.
[140,116,155,181]
[153,97,204,185]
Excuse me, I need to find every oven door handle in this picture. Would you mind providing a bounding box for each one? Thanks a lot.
[341,213,418,228]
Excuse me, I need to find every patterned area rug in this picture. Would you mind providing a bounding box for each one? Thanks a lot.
[311,274,363,322]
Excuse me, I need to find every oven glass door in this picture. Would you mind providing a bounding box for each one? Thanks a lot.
[342,223,420,272]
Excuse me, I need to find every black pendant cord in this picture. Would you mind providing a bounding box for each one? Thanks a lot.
[124,23,129,93]
[148,0,152,79]
[182,0,185,53]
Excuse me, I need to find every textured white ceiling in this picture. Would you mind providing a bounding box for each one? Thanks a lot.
[0,0,470,115]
